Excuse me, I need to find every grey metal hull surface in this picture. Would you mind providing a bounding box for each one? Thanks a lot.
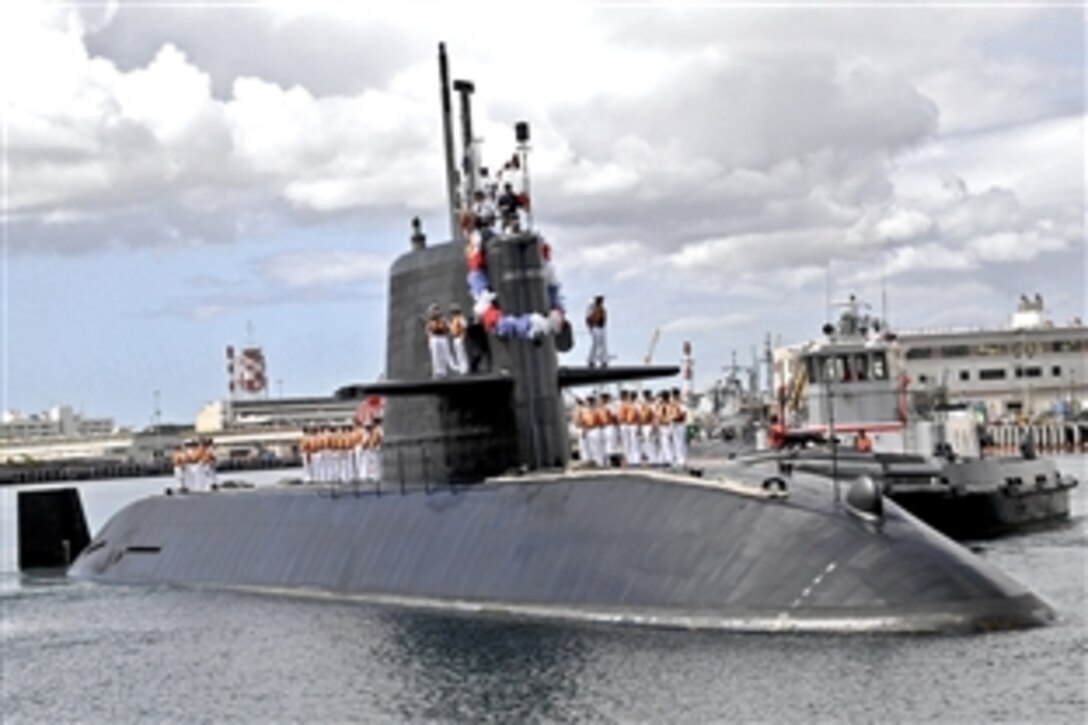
[69,470,1053,633]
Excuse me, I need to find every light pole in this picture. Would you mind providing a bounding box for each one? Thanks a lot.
[152,389,161,461]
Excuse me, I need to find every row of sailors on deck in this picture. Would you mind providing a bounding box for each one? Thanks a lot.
[572,389,689,469]
[300,422,384,484]
[172,438,216,492]
[427,303,470,378]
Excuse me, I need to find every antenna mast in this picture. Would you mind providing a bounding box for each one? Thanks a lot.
[438,43,460,242]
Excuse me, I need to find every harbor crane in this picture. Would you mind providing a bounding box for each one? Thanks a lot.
[643,327,661,365]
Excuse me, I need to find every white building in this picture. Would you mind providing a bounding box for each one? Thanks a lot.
[0,405,115,441]
[896,295,1087,420]
[195,396,362,433]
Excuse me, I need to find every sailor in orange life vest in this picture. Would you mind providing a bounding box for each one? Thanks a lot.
[448,303,468,374]
[196,437,216,490]
[299,427,311,483]
[571,398,588,462]
[654,391,674,467]
[619,390,640,466]
[585,295,608,368]
[855,429,873,453]
[172,445,188,491]
[425,302,454,378]
[768,414,788,450]
[584,394,605,467]
[364,418,383,482]
[639,389,657,465]
[601,392,621,466]
[669,388,689,468]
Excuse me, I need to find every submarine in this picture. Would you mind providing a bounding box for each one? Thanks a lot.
[69,45,1054,633]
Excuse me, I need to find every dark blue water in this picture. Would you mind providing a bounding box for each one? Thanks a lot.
[2,460,1085,723]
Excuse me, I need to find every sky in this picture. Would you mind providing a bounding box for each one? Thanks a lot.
[2,1,1085,428]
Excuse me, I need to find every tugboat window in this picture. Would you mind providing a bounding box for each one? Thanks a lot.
[823,356,843,383]
[839,355,853,382]
[853,354,869,381]
[905,347,932,360]
[871,352,888,380]
[1052,365,1062,377]
[959,370,970,381]
[979,368,1007,381]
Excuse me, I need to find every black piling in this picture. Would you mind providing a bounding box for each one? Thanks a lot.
[18,488,91,569]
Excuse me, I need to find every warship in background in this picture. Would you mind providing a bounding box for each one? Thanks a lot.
[761,297,1078,539]
[63,45,1058,633]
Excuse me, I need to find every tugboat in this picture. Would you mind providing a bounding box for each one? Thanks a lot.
[765,296,1078,539]
[67,45,1055,633]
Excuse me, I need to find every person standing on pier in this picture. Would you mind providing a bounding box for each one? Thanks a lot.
[585,295,608,368]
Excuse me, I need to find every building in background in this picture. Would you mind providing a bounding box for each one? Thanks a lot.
[896,294,1086,420]
[0,405,116,441]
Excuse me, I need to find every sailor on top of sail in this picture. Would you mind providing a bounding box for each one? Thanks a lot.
[586,295,608,368]
[448,303,469,374]
[426,303,454,378]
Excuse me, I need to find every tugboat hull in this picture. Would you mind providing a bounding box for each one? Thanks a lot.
[786,452,1077,539]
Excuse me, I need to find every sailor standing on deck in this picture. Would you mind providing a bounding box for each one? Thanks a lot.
[571,398,588,462]
[300,427,315,483]
[354,424,367,478]
[601,392,621,466]
[172,445,187,491]
[426,303,454,378]
[655,392,674,467]
[619,390,639,466]
[639,390,657,465]
[448,303,469,374]
[583,395,603,467]
[585,296,608,368]
[369,418,384,482]
[184,439,201,490]
[670,388,689,469]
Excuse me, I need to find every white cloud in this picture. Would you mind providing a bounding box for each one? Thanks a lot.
[5,2,1081,337]
[876,207,932,243]
[661,313,755,334]
[263,250,391,288]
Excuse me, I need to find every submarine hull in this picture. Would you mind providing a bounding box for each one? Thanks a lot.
[69,470,1053,633]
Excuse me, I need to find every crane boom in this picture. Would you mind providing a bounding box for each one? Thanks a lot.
[643,327,661,365]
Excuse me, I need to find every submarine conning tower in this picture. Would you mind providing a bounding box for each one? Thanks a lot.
[367,229,678,486]
[357,45,676,485]
[381,232,558,482]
